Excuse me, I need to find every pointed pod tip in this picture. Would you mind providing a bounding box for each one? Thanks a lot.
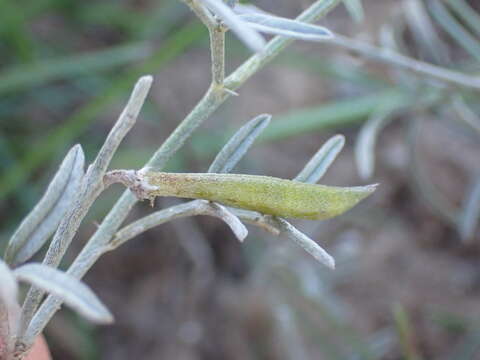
[365,183,380,192]
[366,183,379,192]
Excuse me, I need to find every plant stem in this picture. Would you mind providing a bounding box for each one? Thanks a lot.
[210,24,226,86]
[18,76,153,349]
[25,0,343,345]
[327,34,480,90]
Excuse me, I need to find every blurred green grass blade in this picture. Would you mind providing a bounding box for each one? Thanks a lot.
[0,22,206,200]
[278,52,388,88]
[76,3,147,35]
[458,174,480,243]
[446,0,480,37]
[429,0,480,62]
[0,0,35,63]
[0,42,151,94]
[343,0,364,23]
[259,89,411,142]
[139,1,190,39]
[393,303,422,360]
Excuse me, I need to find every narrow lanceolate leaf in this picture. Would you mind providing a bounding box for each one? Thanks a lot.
[295,134,345,184]
[5,145,85,265]
[275,218,335,269]
[343,0,365,23]
[208,114,271,173]
[143,172,377,220]
[238,13,333,41]
[14,264,113,324]
[206,202,248,241]
[355,110,393,180]
[199,0,266,52]
[0,260,19,359]
[458,175,480,242]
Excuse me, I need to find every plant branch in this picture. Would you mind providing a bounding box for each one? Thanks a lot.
[183,0,216,28]
[326,34,480,90]
[184,1,227,86]
[25,0,343,345]
[107,201,332,268]
[17,76,152,350]
[107,199,247,251]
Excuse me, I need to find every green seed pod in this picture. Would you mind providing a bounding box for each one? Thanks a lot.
[143,172,377,220]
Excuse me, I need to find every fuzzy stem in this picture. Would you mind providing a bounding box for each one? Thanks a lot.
[210,24,226,86]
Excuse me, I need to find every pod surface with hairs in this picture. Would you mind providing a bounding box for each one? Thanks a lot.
[143,172,377,220]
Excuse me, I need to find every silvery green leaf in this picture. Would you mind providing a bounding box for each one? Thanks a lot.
[14,264,113,324]
[238,13,333,41]
[0,260,19,358]
[208,114,271,173]
[5,145,85,266]
[275,218,335,269]
[355,110,393,180]
[458,175,480,242]
[199,0,266,52]
[295,134,345,184]
[205,202,248,241]
[343,0,364,23]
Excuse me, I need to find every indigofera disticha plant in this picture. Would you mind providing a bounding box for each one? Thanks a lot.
[0,0,387,358]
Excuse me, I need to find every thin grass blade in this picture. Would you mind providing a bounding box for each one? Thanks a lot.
[14,264,113,324]
[0,43,151,95]
[199,0,266,52]
[208,114,271,173]
[355,109,393,180]
[458,174,480,243]
[295,134,345,184]
[238,13,333,40]
[5,145,85,265]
